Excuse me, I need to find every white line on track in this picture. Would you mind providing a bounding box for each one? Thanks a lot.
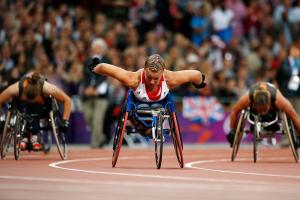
[47,156,300,185]
[185,158,300,179]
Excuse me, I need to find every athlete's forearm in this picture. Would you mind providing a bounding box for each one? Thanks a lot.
[94,63,138,88]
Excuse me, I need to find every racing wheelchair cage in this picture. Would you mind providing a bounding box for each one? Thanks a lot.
[0,96,67,160]
[112,89,184,169]
[231,108,299,163]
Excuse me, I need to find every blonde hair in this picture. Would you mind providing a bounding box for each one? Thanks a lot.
[253,90,271,107]
[144,54,165,72]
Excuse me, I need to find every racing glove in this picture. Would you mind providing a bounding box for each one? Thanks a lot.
[226,129,235,148]
[59,119,69,133]
[192,74,206,89]
[88,57,101,73]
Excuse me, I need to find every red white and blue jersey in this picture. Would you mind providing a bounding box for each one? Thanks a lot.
[133,69,169,102]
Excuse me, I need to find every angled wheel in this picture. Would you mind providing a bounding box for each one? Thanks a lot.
[49,111,67,160]
[282,112,299,163]
[13,112,23,160]
[154,114,163,169]
[253,117,260,163]
[0,111,13,159]
[231,109,247,162]
[169,111,184,168]
[112,104,128,167]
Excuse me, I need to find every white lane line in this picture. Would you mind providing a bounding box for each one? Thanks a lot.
[1,175,297,192]
[47,156,298,185]
[185,158,300,179]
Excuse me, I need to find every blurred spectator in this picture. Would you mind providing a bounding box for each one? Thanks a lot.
[210,0,234,44]
[82,38,110,148]
[190,3,210,47]
[0,0,300,143]
[276,44,300,105]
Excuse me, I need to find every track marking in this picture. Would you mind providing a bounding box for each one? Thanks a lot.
[185,158,300,179]
[1,175,298,192]
[48,156,300,185]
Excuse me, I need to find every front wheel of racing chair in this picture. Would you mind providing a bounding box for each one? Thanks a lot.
[0,110,13,159]
[112,102,129,167]
[168,110,184,168]
[49,98,67,160]
[231,109,248,162]
[281,112,299,163]
[154,111,164,169]
[253,116,260,163]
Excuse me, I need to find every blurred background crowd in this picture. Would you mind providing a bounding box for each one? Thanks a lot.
[0,0,300,147]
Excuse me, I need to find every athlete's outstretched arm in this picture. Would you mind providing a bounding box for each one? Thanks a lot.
[275,90,300,136]
[92,62,139,89]
[164,70,205,89]
[43,82,72,120]
[0,82,18,109]
[229,94,251,130]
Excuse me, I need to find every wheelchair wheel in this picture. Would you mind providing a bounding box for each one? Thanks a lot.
[112,106,128,167]
[49,111,67,160]
[13,113,22,160]
[169,111,184,168]
[231,110,247,162]
[253,117,259,163]
[154,114,163,169]
[40,130,52,154]
[282,112,299,163]
[0,111,13,159]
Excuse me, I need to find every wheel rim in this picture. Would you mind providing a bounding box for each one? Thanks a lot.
[50,111,67,160]
[112,112,128,167]
[155,115,163,169]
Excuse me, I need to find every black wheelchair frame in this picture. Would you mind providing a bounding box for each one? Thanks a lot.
[0,97,67,160]
[231,108,299,163]
[112,90,184,169]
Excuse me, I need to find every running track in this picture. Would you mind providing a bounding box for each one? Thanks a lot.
[0,144,299,200]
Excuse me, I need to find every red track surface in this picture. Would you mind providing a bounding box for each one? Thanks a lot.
[0,145,299,200]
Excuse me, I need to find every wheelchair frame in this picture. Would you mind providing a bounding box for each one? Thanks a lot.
[231,108,299,163]
[112,90,184,169]
[0,97,67,160]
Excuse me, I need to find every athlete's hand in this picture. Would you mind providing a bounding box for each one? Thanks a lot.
[59,119,69,133]
[192,74,206,89]
[227,129,235,147]
[88,57,101,73]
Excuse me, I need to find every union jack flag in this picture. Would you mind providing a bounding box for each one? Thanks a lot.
[182,96,224,124]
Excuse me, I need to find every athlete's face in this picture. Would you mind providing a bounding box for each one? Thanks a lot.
[144,68,163,90]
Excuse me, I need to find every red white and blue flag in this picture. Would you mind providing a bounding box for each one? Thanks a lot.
[182,96,224,124]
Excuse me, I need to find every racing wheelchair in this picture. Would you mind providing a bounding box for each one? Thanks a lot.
[231,108,299,163]
[0,96,67,160]
[112,90,184,169]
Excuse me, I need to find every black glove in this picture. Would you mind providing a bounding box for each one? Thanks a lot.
[226,129,235,148]
[88,57,101,73]
[192,74,206,89]
[59,120,69,133]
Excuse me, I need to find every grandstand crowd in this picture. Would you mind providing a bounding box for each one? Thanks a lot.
[0,0,300,146]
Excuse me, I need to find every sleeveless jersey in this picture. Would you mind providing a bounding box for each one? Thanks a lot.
[133,69,169,102]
